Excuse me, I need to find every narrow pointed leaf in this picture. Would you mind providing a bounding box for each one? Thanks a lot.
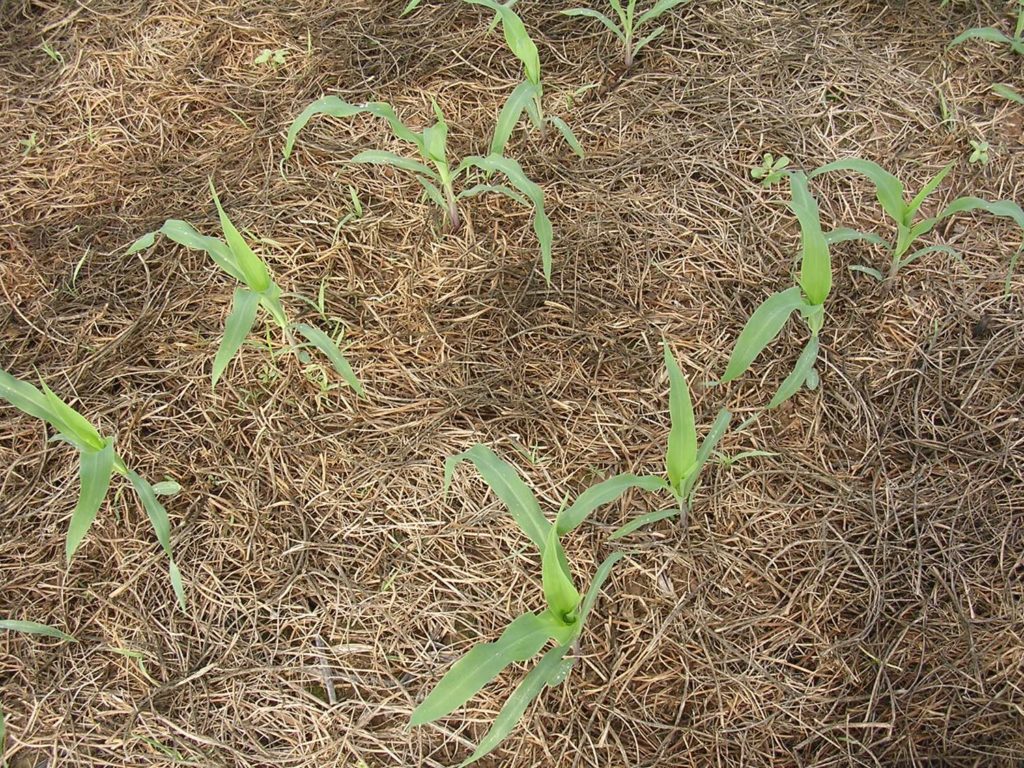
[790,171,832,305]
[948,27,1013,48]
[541,525,579,619]
[992,83,1024,104]
[632,25,666,55]
[41,383,104,451]
[556,474,666,535]
[410,611,566,725]
[810,158,906,222]
[936,196,1024,232]
[212,287,260,389]
[466,0,541,84]
[209,181,271,292]
[849,264,885,280]
[458,183,530,207]
[767,336,820,409]
[579,550,625,626]
[0,367,55,423]
[637,0,689,26]
[294,323,365,396]
[125,231,157,255]
[350,150,439,181]
[401,0,423,15]
[547,116,584,157]
[721,287,804,383]
[0,620,77,642]
[680,406,731,499]
[663,344,697,494]
[416,176,448,210]
[159,220,245,281]
[560,9,627,43]
[283,96,366,159]
[906,162,954,217]
[444,444,549,551]
[610,508,679,539]
[898,244,961,270]
[66,439,115,561]
[126,469,185,610]
[825,227,889,248]
[490,81,539,156]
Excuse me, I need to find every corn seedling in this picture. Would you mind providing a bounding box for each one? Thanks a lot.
[284,98,555,281]
[561,0,689,69]
[751,152,790,188]
[0,370,185,609]
[969,140,990,165]
[810,158,1024,280]
[466,0,584,158]
[720,172,829,410]
[949,0,1024,54]
[411,444,664,764]
[127,181,363,394]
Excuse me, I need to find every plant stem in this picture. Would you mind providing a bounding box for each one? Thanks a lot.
[445,183,461,230]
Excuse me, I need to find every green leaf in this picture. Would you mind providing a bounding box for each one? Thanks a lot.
[637,0,689,27]
[159,220,245,282]
[126,469,185,610]
[825,227,889,248]
[416,176,448,210]
[0,367,56,424]
[541,525,579,620]
[0,620,77,642]
[810,158,906,223]
[662,344,696,494]
[457,644,570,767]
[767,336,820,410]
[898,244,961,271]
[401,0,424,14]
[444,444,550,551]
[631,24,666,55]
[906,162,954,218]
[937,196,1024,233]
[993,83,1024,104]
[293,323,365,396]
[547,115,584,157]
[209,180,272,293]
[350,150,439,181]
[948,26,1013,48]
[66,438,115,561]
[466,0,541,85]
[40,383,105,451]
[458,183,530,207]
[579,551,624,625]
[790,171,832,306]
[283,96,366,159]
[211,287,261,389]
[610,508,679,540]
[680,406,731,500]
[849,264,885,280]
[125,231,157,255]
[555,474,667,535]
[490,81,540,157]
[410,610,569,726]
[422,105,449,166]
[560,8,627,44]
[151,480,182,497]
[721,287,804,383]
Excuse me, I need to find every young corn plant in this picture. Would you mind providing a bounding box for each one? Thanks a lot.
[127,181,363,393]
[720,172,830,410]
[466,0,583,157]
[411,444,664,764]
[561,0,689,69]
[284,98,555,282]
[0,369,185,609]
[611,344,731,539]
[810,158,1024,280]
[948,0,1024,54]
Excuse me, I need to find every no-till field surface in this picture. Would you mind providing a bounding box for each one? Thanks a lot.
[2,1,1023,766]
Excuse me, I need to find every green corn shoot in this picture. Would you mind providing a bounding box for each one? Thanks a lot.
[466,0,584,158]
[948,0,1024,54]
[284,98,555,282]
[810,158,1024,280]
[127,181,363,394]
[0,369,185,609]
[561,0,690,68]
[412,444,663,764]
[720,172,828,409]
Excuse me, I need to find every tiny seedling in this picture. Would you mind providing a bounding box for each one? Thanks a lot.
[284,98,555,281]
[466,0,583,157]
[948,0,1024,54]
[561,0,689,68]
[40,41,64,67]
[720,172,829,410]
[20,132,37,155]
[411,444,664,764]
[969,140,990,165]
[750,152,790,188]
[127,181,363,394]
[255,48,287,68]
[810,158,1024,280]
[0,370,185,608]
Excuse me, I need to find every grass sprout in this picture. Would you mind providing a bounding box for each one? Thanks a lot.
[561,0,690,68]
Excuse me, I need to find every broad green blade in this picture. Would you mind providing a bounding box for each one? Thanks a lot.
[466,0,541,85]
[490,80,539,157]
[0,367,55,423]
[40,383,105,452]
[457,644,570,767]
[825,227,889,248]
[680,406,731,500]
[209,181,271,292]
[579,551,625,626]
[610,508,678,540]
[767,336,820,410]
[560,9,627,43]
[0,620,77,642]
[637,0,688,27]
[126,469,186,610]
[907,216,939,242]
[541,525,580,620]
[849,264,885,280]
[555,474,667,535]
[948,26,1013,48]
[458,183,529,207]
[283,96,366,159]
[294,323,365,396]
[547,115,584,157]
[125,231,156,255]
[151,480,182,496]
[721,287,804,383]
[401,0,423,15]
[810,158,906,223]
[350,150,439,181]
[422,106,449,166]
[160,220,244,282]
[410,610,567,725]
[631,24,665,56]
[790,172,831,306]
[211,287,260,389]
[663,344,697,495]
[66,438,115,561]
[906,162,954,217]
[444,444,550,551]
[937,196,1024,232]
[362,102,424,150]
[993,83,1024,104]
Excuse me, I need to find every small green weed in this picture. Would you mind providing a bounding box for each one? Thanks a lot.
[969,140,990,165]
[949,0,1024,54]
[750,152,790,187]
[562,0,689,68]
